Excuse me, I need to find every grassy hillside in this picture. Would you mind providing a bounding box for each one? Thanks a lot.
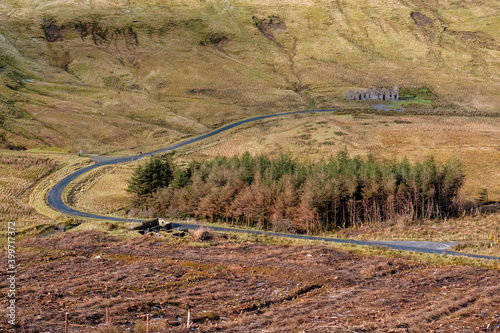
[1,0,500,153]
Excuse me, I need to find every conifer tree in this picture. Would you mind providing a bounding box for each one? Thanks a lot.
[127,154,174,196]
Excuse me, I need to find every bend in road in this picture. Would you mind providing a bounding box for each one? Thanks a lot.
[46,108,500,261]
[47,109,341,218]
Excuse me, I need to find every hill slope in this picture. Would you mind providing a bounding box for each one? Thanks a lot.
[1,0,500,152]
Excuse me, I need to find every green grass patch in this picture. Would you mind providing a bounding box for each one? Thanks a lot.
[28,147,69,153]
[395,86,436,107]
[396,96,432,107]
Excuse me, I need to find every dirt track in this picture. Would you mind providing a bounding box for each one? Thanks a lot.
[2,230,499,332]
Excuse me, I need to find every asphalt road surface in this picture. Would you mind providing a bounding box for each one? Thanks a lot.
[46,109,500,261]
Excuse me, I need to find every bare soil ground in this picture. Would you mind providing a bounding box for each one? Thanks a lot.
[2,229,500,332]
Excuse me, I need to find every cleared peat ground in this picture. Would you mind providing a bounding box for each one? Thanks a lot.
[2,229,499,332]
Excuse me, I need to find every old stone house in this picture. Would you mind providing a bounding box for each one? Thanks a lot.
[347,85,399,101]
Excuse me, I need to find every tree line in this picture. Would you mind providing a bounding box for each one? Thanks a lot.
[128,151,465,234]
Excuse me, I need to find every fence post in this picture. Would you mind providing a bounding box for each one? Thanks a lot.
[187,305,192,329]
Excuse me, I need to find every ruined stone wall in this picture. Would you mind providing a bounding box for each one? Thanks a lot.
[347,85,399,101]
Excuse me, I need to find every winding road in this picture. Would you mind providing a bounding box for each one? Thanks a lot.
[46,108,500,261]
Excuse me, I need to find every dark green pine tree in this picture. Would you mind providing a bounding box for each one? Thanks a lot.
[127,155,175,196]
[171,168,191,189]
[239,151,255,185]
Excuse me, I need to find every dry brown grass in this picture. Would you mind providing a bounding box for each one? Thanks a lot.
[65,163,135,216]
[190,226,215,242]
[2,0,500,154]
[0,152,61,229]
[7,228,500,332]
[0,150,98,243]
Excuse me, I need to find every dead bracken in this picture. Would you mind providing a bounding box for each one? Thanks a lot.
[12,229,500,332]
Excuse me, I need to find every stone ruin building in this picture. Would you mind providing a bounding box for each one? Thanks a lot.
[346,85,399,101]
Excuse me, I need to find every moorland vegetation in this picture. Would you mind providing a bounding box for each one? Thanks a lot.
[1,0,500,153]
